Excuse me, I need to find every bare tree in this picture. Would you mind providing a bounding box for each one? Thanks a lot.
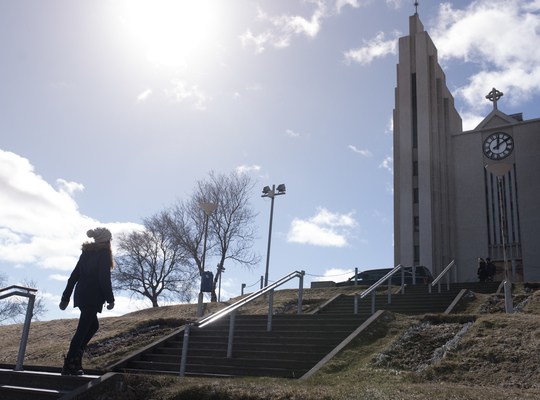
[167,197,207,280]
[169,170,260,302]
[113,211,197,307]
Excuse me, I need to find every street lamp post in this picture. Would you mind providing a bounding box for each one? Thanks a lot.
[261,184,286,287]
[197,202,217,317]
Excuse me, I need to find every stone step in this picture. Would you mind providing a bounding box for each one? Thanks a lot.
[0,368,97,400]
[125,359,310,378]
[0,385,64,400]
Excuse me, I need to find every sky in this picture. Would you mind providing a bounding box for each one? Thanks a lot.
[2,0,540,322]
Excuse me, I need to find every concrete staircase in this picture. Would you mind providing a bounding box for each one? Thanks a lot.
[321,281,501,315]
[112,281,500,378]
[113,312,373,378]
[0,280,502,398]
[0,366,99,400]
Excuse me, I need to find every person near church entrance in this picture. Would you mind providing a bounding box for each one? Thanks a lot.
[477,258,489,282]
[485,258,496,281]
[59,227,115,375]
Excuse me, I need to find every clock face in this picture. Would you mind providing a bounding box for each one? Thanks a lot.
[483,132,514,160]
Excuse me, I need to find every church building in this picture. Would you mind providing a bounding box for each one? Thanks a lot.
[393,12,540,282]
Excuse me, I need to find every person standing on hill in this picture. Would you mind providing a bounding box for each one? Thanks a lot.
[486,258,496,281]
[59,227,115,375]
[477,258,488,282]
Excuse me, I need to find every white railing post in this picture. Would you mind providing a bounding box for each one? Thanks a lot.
[179,324,191,376]
[387,276,392,304]
[429,260,456,295]
[297,271,304,314]
[0,286,38,372]
[15,292,35,371]
[401,266,405,294]
[267,289,274,332]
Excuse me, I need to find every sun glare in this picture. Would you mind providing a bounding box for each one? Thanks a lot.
[118,0,223,69]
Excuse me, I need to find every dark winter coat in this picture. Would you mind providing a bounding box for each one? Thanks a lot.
[61,242,115,312]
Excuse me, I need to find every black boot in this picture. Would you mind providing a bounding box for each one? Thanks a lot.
[74,349,85,374]
[61,355,84,376]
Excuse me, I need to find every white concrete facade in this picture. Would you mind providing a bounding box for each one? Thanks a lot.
[393,14,540,282]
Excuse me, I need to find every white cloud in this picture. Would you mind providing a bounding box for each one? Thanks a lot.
[386,0,404,10]
[276,9,324,39]
[344,31,399,65]
[348,144,372,157]
[431,0,540,110]
[460,110,485,131]
[336,0,360,13]
[49,273,69,282]
[286,129,302,138]
[241,0,361,53]
[0,149,143,272]
[311,267,353,282]
[56,179,84,196]
[287,207,357,247]
[166,79,210,110]
[386,115,393,134]
[137,88,152,102]
[235,164,261,174]
[215,277,242,302]
[240,30,273,54]
[379,155,393,174]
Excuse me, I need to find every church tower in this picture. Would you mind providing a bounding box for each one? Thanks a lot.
[393,13,461,277]
[393,11,540,282]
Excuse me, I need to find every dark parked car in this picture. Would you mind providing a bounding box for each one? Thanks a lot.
[336,268,391,287]
[336,266,433,287]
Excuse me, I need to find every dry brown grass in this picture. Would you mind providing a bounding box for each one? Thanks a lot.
[1,286,539,400]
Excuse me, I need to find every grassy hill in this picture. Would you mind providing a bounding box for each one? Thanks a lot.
[1,285,539,400]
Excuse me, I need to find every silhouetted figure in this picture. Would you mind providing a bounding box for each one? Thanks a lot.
[59,227,115,375]
[477,258,488,282]
[486,258,496,281]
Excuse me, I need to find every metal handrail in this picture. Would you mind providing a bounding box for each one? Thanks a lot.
[353,261,457,314]
[0,285,37,371]
[355,264,404,315]
[197,270,305,328]
[0,285,38,296]
[179,270,305,376]
[429,260,456,293]
[358,264,404,299]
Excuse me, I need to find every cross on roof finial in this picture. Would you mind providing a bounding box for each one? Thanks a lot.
[486,88,504,110]
[414,1,419,15]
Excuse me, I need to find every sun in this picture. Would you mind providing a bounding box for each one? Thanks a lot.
[117,0,224,69]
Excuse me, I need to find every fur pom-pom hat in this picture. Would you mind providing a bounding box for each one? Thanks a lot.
[87,227,112,243]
